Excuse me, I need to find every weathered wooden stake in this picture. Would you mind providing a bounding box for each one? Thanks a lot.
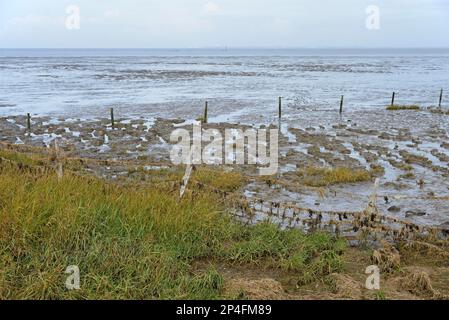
[339,95,344,114]
[26,113,31,136]
[439,89,443,107]
[366,178,380,216]
[391,92,396,107]
[180,148,194,199]
[278,97,282,119]
[204,101,208,123]
[110,108,115,129]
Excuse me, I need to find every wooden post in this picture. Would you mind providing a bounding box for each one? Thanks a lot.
[278,97,282,119]
[391,92,395,107]
[278,97,282,131]
[110,108,115,129]
[204,101,208,124]
[26,113,31,134]
[439,89,443,108]
[339,95,344,114]
[180,149,194,198]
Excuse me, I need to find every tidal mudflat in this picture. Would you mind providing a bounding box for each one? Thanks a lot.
[1,105,448,229]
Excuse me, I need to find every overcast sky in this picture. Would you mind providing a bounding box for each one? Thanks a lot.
[0,0,448,48]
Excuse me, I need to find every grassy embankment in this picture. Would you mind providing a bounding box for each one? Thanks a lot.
[0,149,346,299]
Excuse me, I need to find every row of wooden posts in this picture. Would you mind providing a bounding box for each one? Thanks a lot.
[206,89,444,122]
[390,89,444,108]
[24,89,445,132]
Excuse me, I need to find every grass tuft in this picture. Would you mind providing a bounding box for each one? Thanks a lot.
[297,166,371,187]
[0,149,46,166]
[224,223,346,285]
[386,105,420,111]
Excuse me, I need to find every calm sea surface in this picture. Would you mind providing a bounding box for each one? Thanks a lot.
[0,48,448,120]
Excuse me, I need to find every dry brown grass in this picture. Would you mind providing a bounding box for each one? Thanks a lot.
[401,270,434,297]
[224,278,286,300]
[372,241,401,273]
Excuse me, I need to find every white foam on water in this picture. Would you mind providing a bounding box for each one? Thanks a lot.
[173,119,200,128]
[281,123,297,143]
[99,145,111,153]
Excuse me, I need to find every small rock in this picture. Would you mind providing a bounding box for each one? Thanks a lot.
[388,206,401,213]
[405,210,426,218]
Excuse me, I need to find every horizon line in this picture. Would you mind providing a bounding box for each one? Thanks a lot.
[2,47,449,50]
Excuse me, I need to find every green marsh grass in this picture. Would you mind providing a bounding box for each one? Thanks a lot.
[0,152,346,299]
[0,148,46,166]
[297,166,372,187]
[386,105,420,111]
